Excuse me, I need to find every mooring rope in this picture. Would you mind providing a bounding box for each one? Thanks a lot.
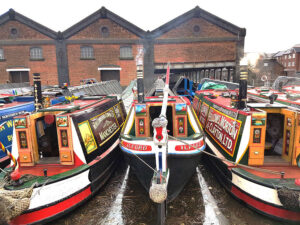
[168,135,282,175]
[123,146,167,179]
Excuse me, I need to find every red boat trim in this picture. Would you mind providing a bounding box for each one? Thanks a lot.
[0,155,9,163]
[10,186,91,225]
[203,95,249,116]
[231,185,300,221]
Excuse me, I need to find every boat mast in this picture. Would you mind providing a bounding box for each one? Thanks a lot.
[150,63,170,203]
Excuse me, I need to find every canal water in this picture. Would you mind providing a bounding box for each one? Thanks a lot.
[55,157,283,225]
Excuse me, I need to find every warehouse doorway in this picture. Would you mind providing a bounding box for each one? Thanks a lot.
[6,68,30,83]
[98,66,121,82]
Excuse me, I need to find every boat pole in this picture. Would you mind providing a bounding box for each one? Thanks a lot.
[150,63,170,225]
[33,73,43,111]
[238,59,248,110]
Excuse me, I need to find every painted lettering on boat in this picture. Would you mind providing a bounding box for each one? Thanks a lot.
[199,102,209,127]
[205,107,241,156]
[122,140,152,151]
[90,108,119,145]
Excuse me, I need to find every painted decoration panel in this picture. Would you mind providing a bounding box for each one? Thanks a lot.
[90,108,119,146]
[135,104,146,116]
[175,103,187,115]
[14,118,26,128]
[78,121,97,154]
[57,116,68,127]
[205,107,241,156]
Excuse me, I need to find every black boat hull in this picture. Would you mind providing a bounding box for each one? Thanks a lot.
[122,150,201,201]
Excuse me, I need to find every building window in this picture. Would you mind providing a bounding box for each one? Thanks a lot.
[120,46,133,59]
[264,63,268,67]
[293,53,295,58]
[30,47,43,60]
[80,46,94,59]
[0,49,4,60]
[292,62,295,66]
[285,55,287,59]
[288,62,291,67]
[100,26,109,38]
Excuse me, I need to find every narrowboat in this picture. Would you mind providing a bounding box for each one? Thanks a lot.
[248,76,300,110]
[0,74,126,224]
[194,66,300,223]
[120,64,205,224]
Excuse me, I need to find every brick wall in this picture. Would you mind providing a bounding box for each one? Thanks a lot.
[70,18,138,40]
[0,45,58,85]
[0,21,51,40]
[67,44,142,86]
[158,18,235,39]
[154,42,236,63]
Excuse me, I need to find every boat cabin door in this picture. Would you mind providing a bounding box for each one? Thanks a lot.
[281,109,298,164]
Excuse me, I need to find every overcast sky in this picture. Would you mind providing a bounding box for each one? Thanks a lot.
[1,0,299,53]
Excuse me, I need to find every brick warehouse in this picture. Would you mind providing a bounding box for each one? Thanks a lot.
[0,6,246,90]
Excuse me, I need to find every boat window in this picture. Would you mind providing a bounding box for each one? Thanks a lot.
[149,106,173,136]
[35,116,59,163]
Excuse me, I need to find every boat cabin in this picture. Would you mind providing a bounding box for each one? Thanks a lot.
[125,96,199,139]
[12,97,126,176]
[194,89,300,167]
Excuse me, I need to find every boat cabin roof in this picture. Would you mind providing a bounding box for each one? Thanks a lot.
[38,97,112,115]
[134,96,191,105]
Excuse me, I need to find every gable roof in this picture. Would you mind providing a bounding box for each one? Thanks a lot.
[63,7,146,39]
[150,6,246,38]
[0,9,58,39]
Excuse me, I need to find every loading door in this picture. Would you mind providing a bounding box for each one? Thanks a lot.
[9,71,29,83]
[100,70,120,82]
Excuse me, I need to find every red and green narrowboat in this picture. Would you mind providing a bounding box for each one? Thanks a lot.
[193,75,300,223]
[0,75,126,224]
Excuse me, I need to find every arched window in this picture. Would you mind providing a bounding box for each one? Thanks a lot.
[30,47,43,60]
[80,46,94,59]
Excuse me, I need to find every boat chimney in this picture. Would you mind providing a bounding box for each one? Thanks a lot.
[136,47,144,103]
[238,59,248,110]
[33,73,42,111]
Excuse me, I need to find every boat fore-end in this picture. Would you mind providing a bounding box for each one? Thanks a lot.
[120,94,205,202]
[0,74,126,224]
[194,67,300,223]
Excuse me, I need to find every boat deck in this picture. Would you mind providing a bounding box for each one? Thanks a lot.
[230,165,300,179]
[18,163,78,176]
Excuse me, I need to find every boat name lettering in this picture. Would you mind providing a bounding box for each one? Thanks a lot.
[91,109,114,129]
[205,107,240,154]
[99,122,118,141]
[122,141,152,151]
[0,111,26,120]
[212,104,237,118]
